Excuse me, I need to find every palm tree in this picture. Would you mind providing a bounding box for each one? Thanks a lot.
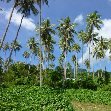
[0,0,21,48]
[72,55,76,79]
[85,11,103,76]
[6,0,38,67]
[84,59,90,76]
[93,36,108,77]
[27,37,38,66]
[3,42,10,59]
[34,0,48,87]
[36,19,55,69]
[10,40,22,61]
[72,43,81,79]
[57,17,77,80]
[23,51,30,64]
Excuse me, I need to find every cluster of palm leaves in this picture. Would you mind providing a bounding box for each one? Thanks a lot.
[0,1,111,87]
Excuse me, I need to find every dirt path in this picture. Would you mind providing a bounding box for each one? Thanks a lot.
[72,101,111,111]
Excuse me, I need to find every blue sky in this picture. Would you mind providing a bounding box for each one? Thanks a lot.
[0,0,111,71]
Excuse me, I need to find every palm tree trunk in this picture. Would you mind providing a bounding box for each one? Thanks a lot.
[82,40,83,69]
[6,15,24,68]
[39,0,42,87]
[73,62,75,79]
[88,46,90,76]
[76,52,78,79]
[64,50,67,80]
[0,2,16,48]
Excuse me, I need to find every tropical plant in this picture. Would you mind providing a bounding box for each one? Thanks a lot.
[57,17,77,80]
[6,0,38,67]
[0,0,21,48]
[72,55,76,79]
[86,11,103,76]
[23,51,30,63]
[72,43,81,79]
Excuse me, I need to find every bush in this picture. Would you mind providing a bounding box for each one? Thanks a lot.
[73,76,97,90]
[64,79,74,88]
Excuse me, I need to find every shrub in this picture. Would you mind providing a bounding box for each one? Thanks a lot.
[73,76,97,90]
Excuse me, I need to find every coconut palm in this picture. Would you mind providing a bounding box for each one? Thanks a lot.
[72,55,76,79]
[35,0,48,87]
[57,17,77,80]
[6,0,38,67]
[84,11,103,76]
[36,19,55,68]
[84,59,90,76]
[72,43,81,79]
[10,40,22,61]
[3,42,10,59]
[0,0,21,48]
[93,36,108,77]
[27,37,38,65]
[23,51,30,63]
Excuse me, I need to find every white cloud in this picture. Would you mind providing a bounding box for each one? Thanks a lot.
[74,14,84,25]
[78,19,111,66]
[1,8,36,31]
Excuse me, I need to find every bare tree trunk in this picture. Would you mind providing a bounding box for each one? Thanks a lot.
[0,3,16,48]
[6,15,24,68]
[88,46,90,76]
[82,40,83,69]
[39,0,42,87]
[73,62,75,79]
[76,52,78,79]
[64,50,67,80]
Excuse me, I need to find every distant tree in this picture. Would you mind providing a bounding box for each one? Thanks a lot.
[72,43,81,79]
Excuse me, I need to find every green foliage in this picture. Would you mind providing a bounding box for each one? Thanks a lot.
[43,69,63,88]
[73,76,97,90]
[104,71,110,85]
[0,86,73,111]
[1,62,39,87]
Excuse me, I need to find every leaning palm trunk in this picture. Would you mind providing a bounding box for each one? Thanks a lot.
[6,15,24,68]
[0,3,16,48]
[39,0,42,87]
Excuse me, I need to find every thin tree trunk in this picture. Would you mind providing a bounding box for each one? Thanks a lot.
[64,50,67,80]
[0,3,16,48]
[76,52,78,79]
[39,0,42,87]
[6,15,24,68]
[73,62,75,79]
[82,40,83,69]
[88,46,90,76]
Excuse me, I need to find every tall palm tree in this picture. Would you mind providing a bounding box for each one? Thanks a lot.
[34,0,48,87]
[36,19,55,69]
[93,36,108,77]
[57,17,77,80]
[0,0,20,48]
[85,11,103,75]
[72,43,81,79]
[6,0,38,67]
[72,55,76,79]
